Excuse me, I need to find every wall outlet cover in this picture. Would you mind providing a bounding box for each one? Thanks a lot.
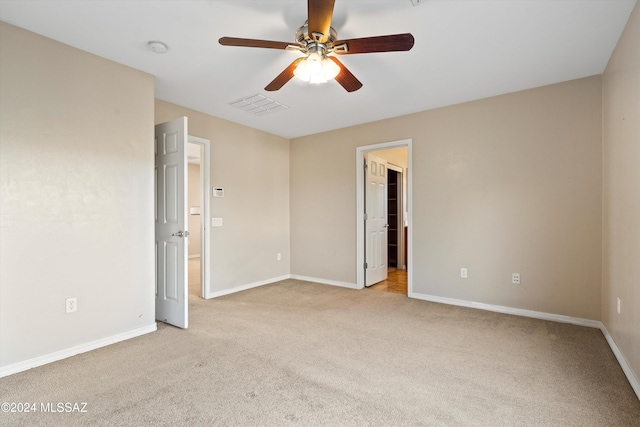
[66,297,77,313]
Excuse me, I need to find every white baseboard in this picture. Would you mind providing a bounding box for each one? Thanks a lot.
[290,274,357,289]
[204,274,357,299]
[0,323,157,378]
[599,323,640,400]
[410,291,639,400]
[205,275,291,299]
[409,292,602,328]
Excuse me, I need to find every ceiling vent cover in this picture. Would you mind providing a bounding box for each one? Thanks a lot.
[229,94,289,116]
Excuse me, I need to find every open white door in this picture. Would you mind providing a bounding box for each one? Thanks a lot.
[365,152,388,286]
[155,117,188,328]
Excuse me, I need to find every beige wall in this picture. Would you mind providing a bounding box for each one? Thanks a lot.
[0,22,155,368]
[187,163,202,257]
[603,3,640,388]
[155,101,290,293]
[291,76,602,320]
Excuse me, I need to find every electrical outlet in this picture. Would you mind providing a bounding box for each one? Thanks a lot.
[512,273,521,285]
[617,297,621,314]
[460,268,468,278]
[66,297,77,313]
[277,253,281,261]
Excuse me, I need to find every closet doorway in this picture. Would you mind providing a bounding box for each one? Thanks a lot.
[356,140,411,295]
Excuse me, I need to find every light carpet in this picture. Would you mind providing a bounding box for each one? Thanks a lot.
[1,279,639,426]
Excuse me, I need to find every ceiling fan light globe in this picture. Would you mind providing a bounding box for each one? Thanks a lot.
[322,57,340,80]
[306,53,323,75]
[293,53,339,84]
[294,60,311,82]
[310,74,328,84]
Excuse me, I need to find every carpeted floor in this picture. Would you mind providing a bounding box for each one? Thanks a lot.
[1,278,639,426]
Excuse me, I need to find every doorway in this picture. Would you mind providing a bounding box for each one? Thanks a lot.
[356,139,412,295]
[187,136,211,299]
[155,117,210,327]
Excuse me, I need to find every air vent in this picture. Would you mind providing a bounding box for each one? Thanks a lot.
[229,94,289,116]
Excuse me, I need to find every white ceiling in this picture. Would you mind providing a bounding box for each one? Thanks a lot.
[0,0,635,139]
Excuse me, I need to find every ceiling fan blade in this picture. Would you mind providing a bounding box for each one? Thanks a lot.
[328,57,363,92]
[332,33,415,54]
[265,58,304,91]
[308,0,335,43]
[219,37,299,50]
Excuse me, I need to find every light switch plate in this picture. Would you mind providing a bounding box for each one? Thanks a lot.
[212,217,223,227]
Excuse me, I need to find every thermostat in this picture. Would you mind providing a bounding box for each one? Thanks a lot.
[213,187,224,198]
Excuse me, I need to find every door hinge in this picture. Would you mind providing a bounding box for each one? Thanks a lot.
[364,161,368,171]
[364,262,368,269]
[364,213,368,221]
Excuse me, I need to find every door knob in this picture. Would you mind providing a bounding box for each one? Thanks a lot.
[172,230,190,237]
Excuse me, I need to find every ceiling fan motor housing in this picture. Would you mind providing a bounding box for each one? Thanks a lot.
[295,21,338,54]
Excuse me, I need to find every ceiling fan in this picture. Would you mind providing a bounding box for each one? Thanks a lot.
[219,0,415,92]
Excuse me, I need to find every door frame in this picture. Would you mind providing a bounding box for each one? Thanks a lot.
[188,135,211,299]
[356,139,412,292]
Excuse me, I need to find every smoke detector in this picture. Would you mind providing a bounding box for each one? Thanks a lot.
[148,41,168,54]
